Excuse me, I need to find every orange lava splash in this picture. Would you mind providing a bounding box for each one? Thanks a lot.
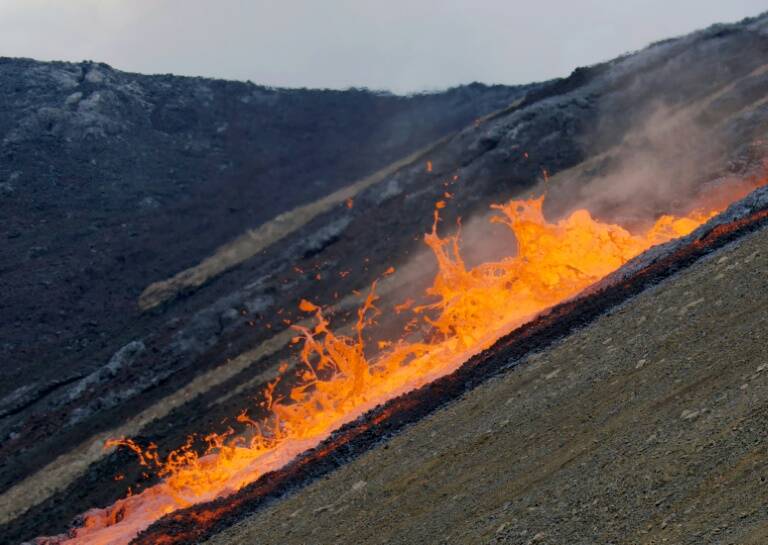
[45,180,763,545]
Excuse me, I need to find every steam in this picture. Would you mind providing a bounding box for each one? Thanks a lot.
[459,213,519,268]
[545,101,726,229]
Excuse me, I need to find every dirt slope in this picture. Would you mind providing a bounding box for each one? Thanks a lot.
[206,225,768,545]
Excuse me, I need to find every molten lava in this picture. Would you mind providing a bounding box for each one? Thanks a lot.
[46,181,763,545]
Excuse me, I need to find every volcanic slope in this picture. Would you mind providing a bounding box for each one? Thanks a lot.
[5,11,768,544]
[205,218,768,545]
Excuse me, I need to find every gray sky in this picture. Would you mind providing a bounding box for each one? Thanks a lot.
[0,0,765,93]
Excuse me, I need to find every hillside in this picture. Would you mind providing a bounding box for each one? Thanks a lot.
[0,59,527,408]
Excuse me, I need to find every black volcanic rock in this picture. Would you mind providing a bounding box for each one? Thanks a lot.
[0,58,529,400]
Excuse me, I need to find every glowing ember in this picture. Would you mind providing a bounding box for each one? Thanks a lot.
[44,180,764,545]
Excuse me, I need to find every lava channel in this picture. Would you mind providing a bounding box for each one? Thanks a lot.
[35,175,767,545]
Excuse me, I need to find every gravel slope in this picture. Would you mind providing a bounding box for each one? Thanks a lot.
[205,225,768,545]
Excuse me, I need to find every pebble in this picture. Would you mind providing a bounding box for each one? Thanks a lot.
[680,409,699,420]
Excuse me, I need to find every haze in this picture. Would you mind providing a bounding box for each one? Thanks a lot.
[0,0,765,93]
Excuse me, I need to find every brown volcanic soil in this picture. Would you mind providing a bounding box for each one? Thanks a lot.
[205,225,768,545]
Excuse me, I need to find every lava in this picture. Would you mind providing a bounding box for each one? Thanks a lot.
[39,178,765,545]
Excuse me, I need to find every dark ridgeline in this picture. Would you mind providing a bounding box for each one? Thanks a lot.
[0,58,527,388]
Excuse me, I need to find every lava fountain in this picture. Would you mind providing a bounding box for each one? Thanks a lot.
[37,176,765,545]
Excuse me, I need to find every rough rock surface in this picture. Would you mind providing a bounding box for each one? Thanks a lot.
[0,57,527,412]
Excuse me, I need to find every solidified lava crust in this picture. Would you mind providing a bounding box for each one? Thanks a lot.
[131,205,768,545]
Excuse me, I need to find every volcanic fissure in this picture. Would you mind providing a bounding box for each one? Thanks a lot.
[32,171,768,545]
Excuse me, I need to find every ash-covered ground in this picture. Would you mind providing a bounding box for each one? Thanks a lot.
[2,10,768,545]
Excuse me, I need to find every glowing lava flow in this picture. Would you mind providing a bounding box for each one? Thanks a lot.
[43,183,762,545]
